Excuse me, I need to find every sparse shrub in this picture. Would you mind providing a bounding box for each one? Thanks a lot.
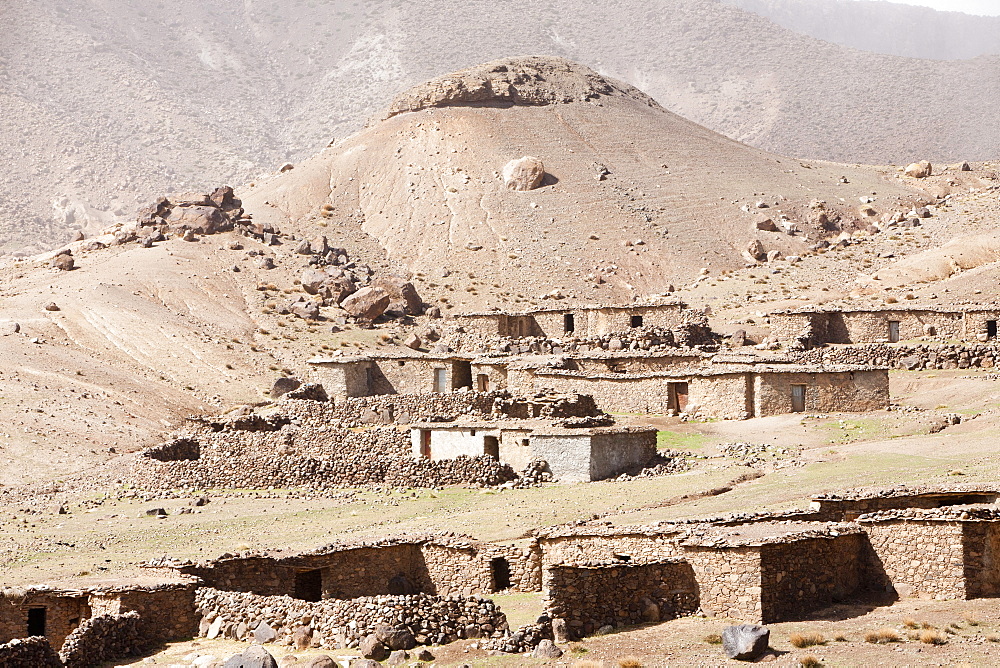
[986,634,999,642]
[703,633,723,645]
[864,628,901,644]
[569,644,588,654]
[885,296,898,304]
[944,627,957,635]
[921,621,933,629]
[789,632,826,648]
[571,662,602,668]
[964,615,980,626]
[798,655,822,668]
[833,635,848,642]
[618,658,644,668]
[948,622,962,630]
[903,618,919,629]
[920,630,947,645]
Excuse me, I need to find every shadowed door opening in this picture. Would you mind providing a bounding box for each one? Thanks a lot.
[491,557,512,591]
[484,436,499,459]
[631,315,643,328]
[563,314,575,333]
[27,607,46,637]
[294,569,323,602]
[989,321,997,339]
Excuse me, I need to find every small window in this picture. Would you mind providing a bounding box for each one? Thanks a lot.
[521,439,529,447]
[433,368,448,393]
[27,608,46,637]
[563,313,575,333]
[397,361,405,367]
[476,374,489,392]
[630,315,643,328]
[989,321,997,339]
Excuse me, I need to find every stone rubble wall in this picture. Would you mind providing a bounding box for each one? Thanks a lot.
[792,343,1000,370]
[0,636,62,667]
[58,611,142,668]
[88,584,200,644]
[682,547,763,621]
[0,592,89,648]
[194,588,509,649]
[543,560,699,638]
[538,532,684,568]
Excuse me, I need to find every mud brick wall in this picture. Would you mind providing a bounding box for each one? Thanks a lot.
[0,592,90,648]
[195,588,509,649]
[862,520,968,598]
[88,584,199,643]
[683,547,764,622]
[544,560,698,638]
[0,636,62,667]
[538,532,683,567]
[753,369,888,417]
[759,534,865,622]
[58,611,142,668]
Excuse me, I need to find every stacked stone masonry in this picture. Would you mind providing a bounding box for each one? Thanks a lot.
[0,636,62,667]
[59,611,143,668]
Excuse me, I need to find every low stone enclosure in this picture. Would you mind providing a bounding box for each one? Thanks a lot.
[770,304,1000,347]
[8,486,1000,659]
[310,352,889,419]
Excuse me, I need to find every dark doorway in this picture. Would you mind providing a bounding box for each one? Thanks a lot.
[294,569,323,602]
[630,315,643,328]
[791,385,806,413]
[484,436,499,459]
[668,382,689,413]
[989,321,997,339]
[491,557,512,591]
[563,313,575,333]
[420,430,431,459]
[27,608,46,637]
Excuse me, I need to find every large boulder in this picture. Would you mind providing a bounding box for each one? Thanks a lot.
[342,287,390,320]
[300,269,329,295]
[254,621,279,644]
[165,204,229,234]
[270,377,301,398]
[303,657,337,668]
[746,239,767,262]
[503,156,545,191]
[293,625,313,650]
[359,635,388,661]
[242,646,279,668]
[904,161,932,178]
[373,275,423,315]
[51,252,74,271]
[722,624,770,661]
[375,624,416,651]
[532,639,563,659]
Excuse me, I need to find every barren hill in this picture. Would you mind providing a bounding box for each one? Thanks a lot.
[3,0,1000,255]
[241,57,929,309]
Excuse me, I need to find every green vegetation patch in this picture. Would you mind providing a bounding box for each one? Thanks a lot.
[656,430,708,451]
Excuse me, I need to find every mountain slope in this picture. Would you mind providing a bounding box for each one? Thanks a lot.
[3,0,1000,256]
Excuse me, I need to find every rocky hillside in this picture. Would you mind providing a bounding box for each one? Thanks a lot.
[2,0,1000,255]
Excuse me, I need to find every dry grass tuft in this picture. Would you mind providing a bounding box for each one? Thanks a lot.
[986,634,1000,642]
[571,662,603,668]
[789,632,826,648]
[798,655,823,668]
[833,635,848,642]
[703,633,723,645]
[617,658,644,668]
[921,621,934,629]
[964,615,980,626]
[920,629,947,645]
[864,628,901,644]
[903,618,919,629]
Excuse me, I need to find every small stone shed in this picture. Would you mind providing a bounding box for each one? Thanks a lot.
[455,299,688,338]
[770,305,1000,345]
[0,578,198,651]
[308,353,474,399]
[408,419,657,482]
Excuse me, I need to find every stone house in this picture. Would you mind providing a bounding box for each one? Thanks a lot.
[408,419,658,482]
[770,305,1000,345]
[454,300,688,338]
[308,353,475,399]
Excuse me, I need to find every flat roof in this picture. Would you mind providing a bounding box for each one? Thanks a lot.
[454,298,686,318]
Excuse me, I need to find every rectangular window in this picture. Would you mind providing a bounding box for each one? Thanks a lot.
[791,385,806,413]
[888,321,900,343]
[630,315,643,328]
[988,321,997,339]
[563,313,575,333]
[433,368,448,393]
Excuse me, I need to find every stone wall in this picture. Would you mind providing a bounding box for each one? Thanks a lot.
[194,588,509,649]
[862,520,967,598]
[811,490,999,522]
[772,309,1000,345]
[752,369,888,417]
[538,530,684,568]
[682,547,763,621]
[759,534,866,622]
[0,636,62,667]
[543,560,699,638]
[795,342,1000,371]
[88,584,200,643]
[59,611,142,668]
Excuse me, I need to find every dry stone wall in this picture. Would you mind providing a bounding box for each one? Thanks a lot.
[58,611,142,668]
[0,636,62,667]
[793,343,1000,371]
[544,560,698,638]
[861,520,967,599]
[88,584,199,643]
[0,591,89,648]
[195,588,509,649]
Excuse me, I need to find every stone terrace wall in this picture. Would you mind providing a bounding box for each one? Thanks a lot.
[682,547,763,622]
[544,560,698,638]
[88,584,199,643]
[195,588,509,649]
[0,636,62,667]
[861,520,967,599]
[759,534,866,622]
[59,611,142,668]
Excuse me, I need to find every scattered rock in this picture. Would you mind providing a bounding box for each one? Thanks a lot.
[0,321,19,336]
[254,621,279,644]
[341,287,390,320]
[502,156,545,191]
[293,625,313,650]
[51,252,75,271]
[415,648,435,662]
[302,657,336,668]
[552,617,571,643]
[722,624,770,661]
[403,333,422,350]
[746,239,767,261]
[373,276,423,315]
[44,302,60,312]
[270,377,302,398]
[385,649,409,666]
[904,161,932,178]
[755,218,778,232]
[258,257,276,270]
[532,639,563,659]
[359,635,388,661]
[375,625,416,651]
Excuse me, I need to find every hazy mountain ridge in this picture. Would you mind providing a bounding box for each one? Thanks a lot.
[2,0,999,255]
